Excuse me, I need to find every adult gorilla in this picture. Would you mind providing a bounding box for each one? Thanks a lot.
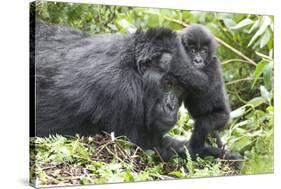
[34,21,203,159]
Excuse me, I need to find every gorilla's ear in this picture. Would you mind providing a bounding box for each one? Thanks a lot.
[137,57,151,75]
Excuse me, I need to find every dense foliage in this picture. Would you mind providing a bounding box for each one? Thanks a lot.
[30,1,274,186]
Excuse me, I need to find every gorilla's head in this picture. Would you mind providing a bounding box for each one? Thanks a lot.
[179,24,218,68]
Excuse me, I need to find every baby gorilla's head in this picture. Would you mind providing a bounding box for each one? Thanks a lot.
[179,24,218,68]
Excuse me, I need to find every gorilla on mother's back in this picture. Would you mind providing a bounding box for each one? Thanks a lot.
[35,21,196,159]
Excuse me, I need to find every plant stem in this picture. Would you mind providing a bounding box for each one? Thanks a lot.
[225,77,262,86]
[222,59,252,65]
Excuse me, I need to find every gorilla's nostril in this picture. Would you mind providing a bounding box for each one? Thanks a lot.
[194,58,202,63]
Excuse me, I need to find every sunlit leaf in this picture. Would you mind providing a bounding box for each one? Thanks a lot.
[260,86,271,104]
[252,60,267,87]
[263,61,273,90]
[231,18,253,29]
[256,52,271,60]
[248,20,259,33]
[260,29,271,49]
[247,97,265,107]
[168,171,186,178]
[230,106,246,119]
[230,136,253,152]
[248,16,271,47]
[222,18,237,28]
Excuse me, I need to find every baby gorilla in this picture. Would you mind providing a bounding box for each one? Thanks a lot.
[177,24,240,160]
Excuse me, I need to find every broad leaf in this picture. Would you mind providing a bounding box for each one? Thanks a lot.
[252,60,267,88]
[263,61,273,90]
[231,18,253,29]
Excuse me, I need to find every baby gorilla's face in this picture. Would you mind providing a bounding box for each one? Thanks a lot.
[180,24,217,69]
[187,43,209,68]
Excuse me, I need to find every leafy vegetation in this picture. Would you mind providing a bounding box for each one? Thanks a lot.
[30,1,274,186]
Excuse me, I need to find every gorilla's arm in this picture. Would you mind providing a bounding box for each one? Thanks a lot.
[171,64,210,91]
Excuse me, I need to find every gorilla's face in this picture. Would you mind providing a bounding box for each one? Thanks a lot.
[180,24,218,69]
[187,43,209,68]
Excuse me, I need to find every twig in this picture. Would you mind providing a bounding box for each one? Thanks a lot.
[42,165,57,170]
[162,16,189,26]
[115,142,131,159]
[94,140,114,155]
[105,146,127,164]
[132,146,141,158]
[217,159,245,162]
[153,147,165,163]
[225,77,262,86]
[222,59,253,65]
[215,37,256,66]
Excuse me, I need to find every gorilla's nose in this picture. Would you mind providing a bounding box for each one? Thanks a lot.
[194,57,203,64]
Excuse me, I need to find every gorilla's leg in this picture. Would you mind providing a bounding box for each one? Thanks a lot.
[197,144,241,160]
[214,131,224,148]
[189,110,240,160]
[190,110,229,149]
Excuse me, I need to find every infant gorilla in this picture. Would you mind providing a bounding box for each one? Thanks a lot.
[175,24,240,159]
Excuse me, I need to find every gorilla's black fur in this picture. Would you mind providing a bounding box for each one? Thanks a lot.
[171,24,240,159]
[35,21,187,159]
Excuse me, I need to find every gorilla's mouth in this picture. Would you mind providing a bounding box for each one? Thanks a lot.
[194,61,205,68]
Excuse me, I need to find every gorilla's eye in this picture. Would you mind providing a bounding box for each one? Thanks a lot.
[189,46,196,54]
[200,47,208,54]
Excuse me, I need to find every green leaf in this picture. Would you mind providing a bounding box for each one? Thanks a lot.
[248,20,259,33]
[252,60,267,88]
[230,106,246,119]
[256,52,271,60]
[123,171,135,182]
[223,18,237,28]
[248,16,271,47]
[168,170,187,178]
[263,61,273,90]
[80,177,92,185]
[231,18,253,29]
[230,136,253,152]
[260,86,271,104]
[247,97,265,107]
[116,19,136,33]
[260,29,271,48]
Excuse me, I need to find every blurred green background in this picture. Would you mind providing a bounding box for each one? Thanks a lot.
[31,1,274,186]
